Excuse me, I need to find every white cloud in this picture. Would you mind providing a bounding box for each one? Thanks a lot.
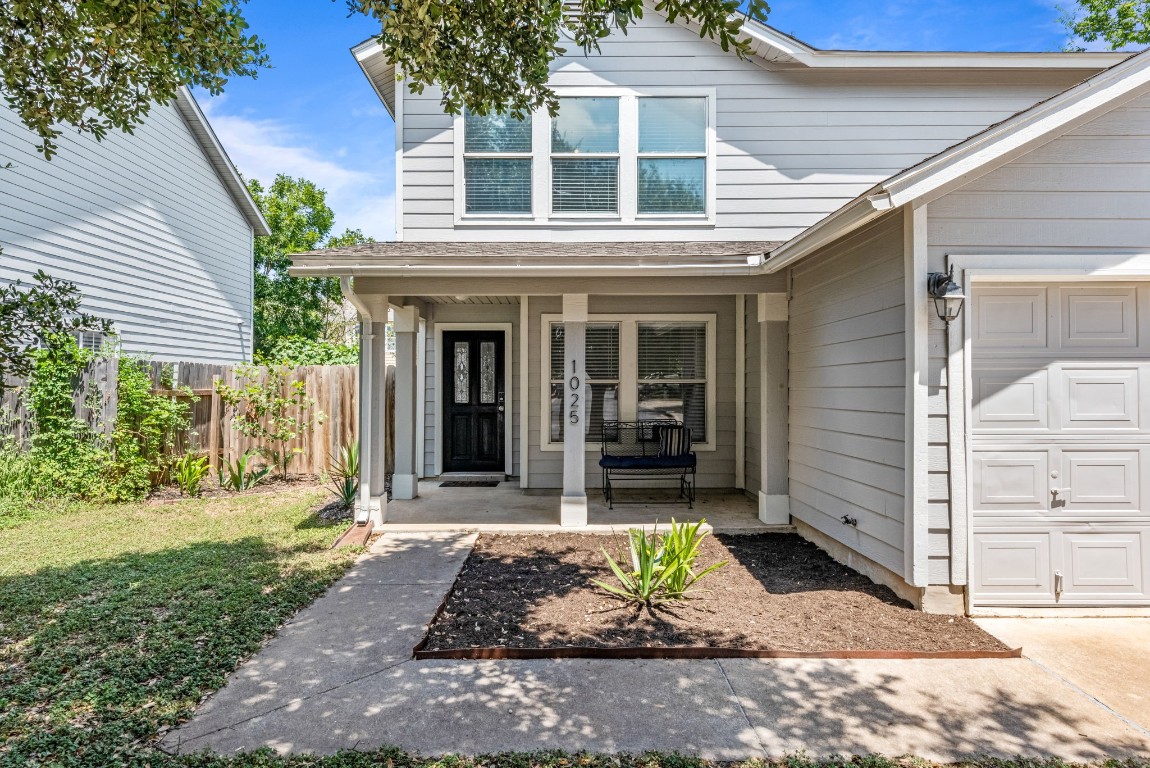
[201,96,395,240]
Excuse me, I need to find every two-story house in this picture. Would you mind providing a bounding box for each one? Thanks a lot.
[293,13,1150,615]
[0,88,268,363]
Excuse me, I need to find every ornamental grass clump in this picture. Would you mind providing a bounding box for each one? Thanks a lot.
[593,518,728,606]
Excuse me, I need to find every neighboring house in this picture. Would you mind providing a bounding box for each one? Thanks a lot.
[0,89,269,363]
[293,12,1150,615]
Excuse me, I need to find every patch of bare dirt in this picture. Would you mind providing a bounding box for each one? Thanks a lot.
[148,474,324,503]
[422,532,1006,653]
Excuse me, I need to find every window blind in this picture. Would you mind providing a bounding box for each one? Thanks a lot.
[638,97,706,153]
[638,322,706,380]
[552,158,618,213]
[464,111,532,153]
[464,158,532,214]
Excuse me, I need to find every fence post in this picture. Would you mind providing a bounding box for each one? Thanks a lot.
[208,375,222,471]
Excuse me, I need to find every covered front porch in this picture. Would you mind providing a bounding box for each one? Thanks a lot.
[292,241,791,529]
[379,480,775,532]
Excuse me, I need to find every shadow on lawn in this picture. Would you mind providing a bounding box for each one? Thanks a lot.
[0,537,349,766]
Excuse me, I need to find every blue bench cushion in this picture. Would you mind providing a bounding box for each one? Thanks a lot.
[600,453,696,470]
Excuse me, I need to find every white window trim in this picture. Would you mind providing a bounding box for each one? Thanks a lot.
[539,312,718,452]
[454,86,718,227]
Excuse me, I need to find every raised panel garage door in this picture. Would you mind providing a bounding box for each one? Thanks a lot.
[971,282,1150,608]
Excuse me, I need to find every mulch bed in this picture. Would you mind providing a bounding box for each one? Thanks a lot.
[419,532,1009,656]
[148,474,323,502]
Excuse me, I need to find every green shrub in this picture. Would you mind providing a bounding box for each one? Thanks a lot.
[659,518,728,598]
[12,338,194,503]
[260,335,358,366]
[105,358,194,501]
[215,365,324,478]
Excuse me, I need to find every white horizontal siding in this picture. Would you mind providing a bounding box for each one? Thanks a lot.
[0,101,254,362]
[925,91,1150,587]
[400,14,1095,242]
[788,214,907,577]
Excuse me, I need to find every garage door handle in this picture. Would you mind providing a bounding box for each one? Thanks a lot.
[1050,487,1061,499]
[1054,570,1064,596]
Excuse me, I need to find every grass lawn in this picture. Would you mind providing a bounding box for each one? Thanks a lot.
[1,489,1145,768]
[0,486,358,767]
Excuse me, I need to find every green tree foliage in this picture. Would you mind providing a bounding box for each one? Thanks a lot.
[1,2,767,157]
[261,336,360,366]
[1068,0,1150,47]
[0,1,267,158]
[247,175,371,358]
[0,270,112,393]
[352,0,770,119]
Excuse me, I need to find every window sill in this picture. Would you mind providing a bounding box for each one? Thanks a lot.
[455,217,716,229]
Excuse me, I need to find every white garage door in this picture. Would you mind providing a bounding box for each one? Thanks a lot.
[971,282,1150,608]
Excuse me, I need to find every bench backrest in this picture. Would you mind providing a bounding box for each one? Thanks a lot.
[600,421,692,457]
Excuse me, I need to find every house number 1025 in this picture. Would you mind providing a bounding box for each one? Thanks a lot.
[568,359,580,425]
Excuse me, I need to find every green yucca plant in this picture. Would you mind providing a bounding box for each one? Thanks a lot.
[659,517,728,598]
[593,519,727,605]
[328,441,359,508]
[217,450,271,491]
[172,452,210,497]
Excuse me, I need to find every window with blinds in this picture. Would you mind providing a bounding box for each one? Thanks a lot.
[551,97,619,214]
[549,323,620,441]
[637,97,706,214]
[545,318,712,446]
[637,322,707,437]
[463,110,532,214]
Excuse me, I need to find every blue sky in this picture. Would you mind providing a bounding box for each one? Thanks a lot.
[198,0,1077,242]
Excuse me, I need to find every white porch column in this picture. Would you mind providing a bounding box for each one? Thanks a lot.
[758,293,790,525]
[391,305,420,500]
[343,279,389,526]
[561,294,588,527]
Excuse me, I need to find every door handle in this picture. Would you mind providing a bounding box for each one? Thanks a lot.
[497,406,505,412]
[1054,570,1064,597]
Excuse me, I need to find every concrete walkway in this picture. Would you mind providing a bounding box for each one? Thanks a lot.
[163,533,1150,762]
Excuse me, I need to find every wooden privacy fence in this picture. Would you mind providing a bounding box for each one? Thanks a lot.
[1,360,393,477]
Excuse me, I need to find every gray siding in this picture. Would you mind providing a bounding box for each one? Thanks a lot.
[0,101,254,362]
[925,91,1150,585]
[401,14,1094,243]
[788,214,907,577]
[423,303,521,477]
[527,295,739,489]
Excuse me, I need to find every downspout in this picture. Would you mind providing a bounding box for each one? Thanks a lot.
[341,277,374,524]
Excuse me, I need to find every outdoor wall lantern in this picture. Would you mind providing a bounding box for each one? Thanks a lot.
[927,268,966,325]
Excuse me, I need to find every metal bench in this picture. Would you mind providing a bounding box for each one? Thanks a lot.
[598,420,696,509]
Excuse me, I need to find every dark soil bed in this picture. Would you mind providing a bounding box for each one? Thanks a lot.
[147,474,323,502]
[421,532,1007,653]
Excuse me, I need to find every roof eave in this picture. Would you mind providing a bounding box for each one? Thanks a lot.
[353,39,396,118]
[173,89,270,236]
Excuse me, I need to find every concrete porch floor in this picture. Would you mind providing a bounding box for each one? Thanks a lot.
[379,481,776,533]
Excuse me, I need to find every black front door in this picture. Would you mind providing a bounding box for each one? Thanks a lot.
[442,330,505,473]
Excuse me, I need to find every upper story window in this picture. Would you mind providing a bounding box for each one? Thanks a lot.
[456,89,714,224]
[551,97,620,214]
[637,97,706,215]
[462,111,532,214]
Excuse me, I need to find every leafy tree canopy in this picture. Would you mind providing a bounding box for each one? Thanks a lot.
[0,1,768,156]
[352,0,770,118]
[248,174,371,358]
[1069,0,1150,47]
[0,270,113,391]
[0,1,267,158]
